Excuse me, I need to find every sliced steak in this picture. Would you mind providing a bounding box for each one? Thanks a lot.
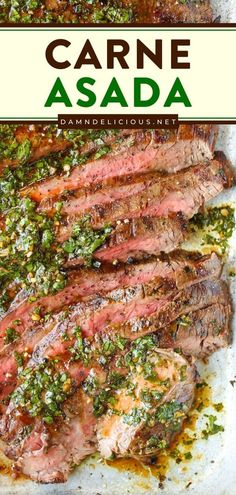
[24,126,215,202]
[0,317,61,404]
[0,126,135,173]
[3,389,96,483]
[95,298,232,362]
[57,153,233,241]
[0,252,221,400]
[97,348,196,461]
[0,251,221,347]
[94,215,187,264]
[1,345,195,481]
[0,282,229,480]
[0,278,189,377]
[158,303,232,358]
[108,279,230,340]
[41,152,232,222]
[31,280,231,379]
[39,171,160,217]
[77,129,137,156]
[0,355,93,442]
[26,280,230,362]
[77,279,229,339]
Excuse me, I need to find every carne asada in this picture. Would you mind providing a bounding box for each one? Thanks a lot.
[0,115,234,484]
[56,152,233,241]
[24,126,216,202]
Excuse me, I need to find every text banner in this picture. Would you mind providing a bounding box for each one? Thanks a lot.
[0,26,236,123]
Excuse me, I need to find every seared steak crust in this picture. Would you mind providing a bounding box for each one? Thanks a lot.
[2,390,96,483]
[95,214,187,263]
[152,0,213,23]
[97,279,230,340]
[56,153,233,240]
[158,303,232,358]
[24,126,215,203]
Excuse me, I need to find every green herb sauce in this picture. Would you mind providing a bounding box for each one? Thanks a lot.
[190,205,235,254]
[11,360,72,424]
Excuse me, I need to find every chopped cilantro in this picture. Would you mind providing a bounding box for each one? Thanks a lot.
[4,327,19,345]
[123,407,147,426]
[69,326,91,364]
[147,436,167,451]
[177,315,192,327]
[190,205,235,254]
[14,351,24,367]
[16,139,31,164]
[2,0,135,23]
[11,361,72,424]
[213,403,224,412]
[155,401,184,426]
[63,216,112,265]
[184,452,193,460]
[202,415,224,439]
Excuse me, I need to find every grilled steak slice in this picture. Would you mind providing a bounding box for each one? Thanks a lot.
[3,389,96,483]
[24,280,230,362]
[79,280,228,339]
[56,153,233,240]
[28,282,231,384]
[107,280,230,340]
[158,303,232,358]
[0,352,93,441]
[94,215,187,264]
[97,349,196,461]
[40,171,161,217]
[24,126,215,202]
[93,298,231,362]
[0,252,220,347]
